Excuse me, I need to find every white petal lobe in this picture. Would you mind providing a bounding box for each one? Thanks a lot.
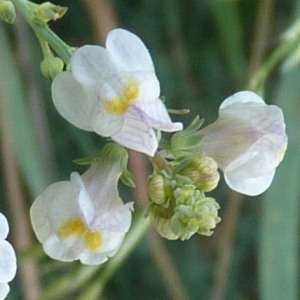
[106,28,155,73]
[0,214,9,240]
[52,72,96,131]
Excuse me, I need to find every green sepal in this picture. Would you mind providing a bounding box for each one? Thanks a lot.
[30,1,67,25]
[120,169,136,188]
[73,143,136,187]
[171,115,205,157]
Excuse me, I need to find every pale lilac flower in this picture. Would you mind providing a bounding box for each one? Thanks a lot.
[30,146,133,265]
[198,91,287,196]
[52,28,182,156]
[0,213,17,300]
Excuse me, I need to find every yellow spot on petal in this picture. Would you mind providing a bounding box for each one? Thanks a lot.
[59,218,85,237]
[105,99,129,114]
[124,81,139,101]
[58,217,103,251]
[104,79,140,114]
[84,231,103,251]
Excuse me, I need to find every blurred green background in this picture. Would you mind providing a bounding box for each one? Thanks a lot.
[0,0,299,299]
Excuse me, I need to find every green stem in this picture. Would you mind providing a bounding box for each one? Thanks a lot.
[95,209,151,297]
[10,0,74,63]
[249,20,300,92]
[36,32,52,57]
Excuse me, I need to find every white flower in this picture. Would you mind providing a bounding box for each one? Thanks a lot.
[30,148,133,265]
[198,91,287,196]
[0,213,17,300]
[51,28,182,156]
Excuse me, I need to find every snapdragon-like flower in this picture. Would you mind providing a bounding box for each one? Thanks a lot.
[52,28,182,156]
[0,213,17,300]
[30,144,133,265]
[198,91,288,196]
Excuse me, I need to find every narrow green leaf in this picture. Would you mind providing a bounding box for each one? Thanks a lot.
[259,48,300,300]
[0,23,48,195]
[210,0,247,88]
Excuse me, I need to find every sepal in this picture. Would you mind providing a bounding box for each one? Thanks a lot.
[171,116,205,157]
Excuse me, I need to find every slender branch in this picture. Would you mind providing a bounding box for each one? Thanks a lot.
[10,0,74,63]
[249,18,300,92]
[248,0,274,80]
[148,229,191,300]
[96,210,151,297]
[210,192,243,300]
[0,85,41,300]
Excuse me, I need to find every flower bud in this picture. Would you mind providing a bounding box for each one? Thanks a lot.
[171,191,221,240]
[150,205,178,240]
[31,2,67,24]
[148,174,167,205]
[40,56,64,80]
[176,155,220,192]
[0,0,16,24]
[196,197,221,236]
[149,172,221,240]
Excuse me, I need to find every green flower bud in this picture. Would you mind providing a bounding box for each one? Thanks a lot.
[174,184,196,205]
[148,174,167,205]
[176,155,220,192]
[171,195,221,240]
[149,171,221,240]
[0,0,16,24]
[31,2,67,24]
[151,214,178,240]
[196,197,221,236]
[40,56,64,80]
[149,202,177,240]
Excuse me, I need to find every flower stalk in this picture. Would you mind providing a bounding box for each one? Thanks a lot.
[10,0,74,64]
[96,210,151,297]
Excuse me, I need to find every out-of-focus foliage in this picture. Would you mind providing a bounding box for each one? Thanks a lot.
[0,0,299,299]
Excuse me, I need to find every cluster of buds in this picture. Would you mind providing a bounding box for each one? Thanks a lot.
[148,168,221,241]
[174,154,220,192]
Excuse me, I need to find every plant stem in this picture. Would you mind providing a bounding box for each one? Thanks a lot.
[96,209,151,297]
[10,0,74,63]
[249,19,300,92]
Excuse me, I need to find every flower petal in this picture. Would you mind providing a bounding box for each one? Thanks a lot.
[91,202,133,233]
[43,234,82,262]
[106,28,155,73]
[52,72,96,131]
[71,45,118,86]
[92,110,124,137]
[79,233,124,265]
[224,170,275,196]
[197,91,287,196]
[111,109,158,156]
[81,163,133,231]
[134,101,183,132]
[30,181,80,242]
[0,213,9,240]
[224,134,286,179]
[79,251,108,265]
[220,90,265,110]
[0,240,17,283]
[0,283,9,300]
[70,172,95,226]
[199,93,287,170]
